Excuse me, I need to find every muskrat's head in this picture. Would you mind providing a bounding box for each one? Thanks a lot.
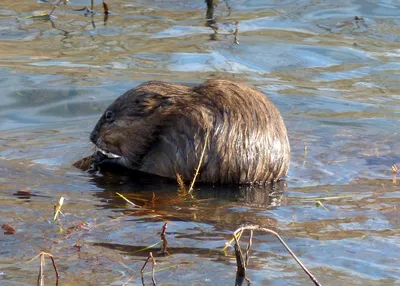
[90,81,186,168]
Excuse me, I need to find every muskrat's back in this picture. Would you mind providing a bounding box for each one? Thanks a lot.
[87,79,290,184]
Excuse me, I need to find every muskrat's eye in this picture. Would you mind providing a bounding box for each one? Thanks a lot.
[105,110,115,123]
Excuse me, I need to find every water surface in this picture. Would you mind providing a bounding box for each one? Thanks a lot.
[1,0,399,285]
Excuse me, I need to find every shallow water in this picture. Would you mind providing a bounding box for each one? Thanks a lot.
[1,0,399,285]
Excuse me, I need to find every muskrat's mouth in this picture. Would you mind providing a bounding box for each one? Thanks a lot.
[96,147,121,159]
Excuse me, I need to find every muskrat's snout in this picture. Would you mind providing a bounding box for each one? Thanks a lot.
[90,129,99,146]
[93,150,107,164]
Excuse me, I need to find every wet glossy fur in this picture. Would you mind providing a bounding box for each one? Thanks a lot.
[89,79,290,184]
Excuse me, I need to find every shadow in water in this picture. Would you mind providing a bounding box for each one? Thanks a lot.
[89,169,288,209]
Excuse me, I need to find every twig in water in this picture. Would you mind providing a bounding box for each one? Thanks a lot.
[103,1,109,14]
[231,225,322,286]
[205,0,216,21]
[141,252,157,285]
[161,222,168,237]
[223,0,232,17]
[234,21,239,44]
[28,252,59,286]
[189,130,210,193]
[160,222,169,255]
[233,235,245,277]
[103,0,109,24]
[244,230,253,267]
[38,253,44,286]
[49,0,64,16]
[392,164,398,184]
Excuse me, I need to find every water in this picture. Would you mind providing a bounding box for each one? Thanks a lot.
[1,0,399,285]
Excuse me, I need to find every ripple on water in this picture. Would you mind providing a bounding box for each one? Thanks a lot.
[0,0,399,285]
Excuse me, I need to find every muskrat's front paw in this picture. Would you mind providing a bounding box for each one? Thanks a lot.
[73,155,94,171]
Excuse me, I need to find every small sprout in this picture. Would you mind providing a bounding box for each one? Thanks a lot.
[53,197,64,221]
[315,200,329,211]
[24,12,51,20]
[57,224,64,234]
[392,164,398,184]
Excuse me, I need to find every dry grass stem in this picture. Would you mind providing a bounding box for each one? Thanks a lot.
[53,197,65,221]
[28,252,59,286]
[232,225,321,286]
[141,252,157,285]
[189,130,210,192]
[301,195,354,201]
[116,192,141,208]
[245,230,253,266]
[176,173,188,192]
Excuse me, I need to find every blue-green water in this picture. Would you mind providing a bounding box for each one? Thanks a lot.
[1,1,399,285]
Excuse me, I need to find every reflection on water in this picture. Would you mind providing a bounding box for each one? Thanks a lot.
[0,0,399,285]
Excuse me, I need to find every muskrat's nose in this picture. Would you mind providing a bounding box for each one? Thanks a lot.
[90,130,99,145]
[93,150,106,164]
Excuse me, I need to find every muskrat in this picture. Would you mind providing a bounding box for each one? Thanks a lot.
[77,79,290,184]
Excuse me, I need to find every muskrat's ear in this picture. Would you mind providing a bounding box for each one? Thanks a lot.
[139,93,174,115]
[142,93,174,114]
[161,97,174,107]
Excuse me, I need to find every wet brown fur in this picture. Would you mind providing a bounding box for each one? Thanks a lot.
[88,79,290,184]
